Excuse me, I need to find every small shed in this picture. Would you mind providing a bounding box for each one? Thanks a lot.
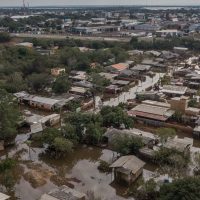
[110,155,145,185]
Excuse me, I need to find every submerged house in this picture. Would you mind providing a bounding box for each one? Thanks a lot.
[40,185,86,200]
[104,128,158,147]
[110,155,145,185]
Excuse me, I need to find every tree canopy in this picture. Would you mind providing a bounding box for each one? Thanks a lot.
[0,89,21,143]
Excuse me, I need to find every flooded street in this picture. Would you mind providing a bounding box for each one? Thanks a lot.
[103,73,163,107]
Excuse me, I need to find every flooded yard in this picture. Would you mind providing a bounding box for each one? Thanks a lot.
[0,142,158,200]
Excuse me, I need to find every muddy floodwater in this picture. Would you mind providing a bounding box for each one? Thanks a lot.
[0,141,158,200]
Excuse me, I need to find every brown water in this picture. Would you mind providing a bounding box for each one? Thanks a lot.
[0,142,158,200]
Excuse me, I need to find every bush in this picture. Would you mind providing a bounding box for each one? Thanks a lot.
[98,160,112,173]
[0,32,10,43]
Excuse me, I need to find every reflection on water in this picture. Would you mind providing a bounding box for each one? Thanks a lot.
[5,145,143,200]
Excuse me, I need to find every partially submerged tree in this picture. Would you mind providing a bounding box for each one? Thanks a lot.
[111,135,144,155]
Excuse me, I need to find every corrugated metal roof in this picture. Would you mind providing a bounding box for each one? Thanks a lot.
[110,155,145,174]
[131,104,170,116]
[162,85,187,95]
[128,110,168,121]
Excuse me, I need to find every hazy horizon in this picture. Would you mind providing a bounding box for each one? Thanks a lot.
[0,0,200,7]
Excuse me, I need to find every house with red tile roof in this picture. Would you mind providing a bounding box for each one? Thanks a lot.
[106,62,129,73]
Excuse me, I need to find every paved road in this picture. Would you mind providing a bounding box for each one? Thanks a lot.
[11,33,131,43]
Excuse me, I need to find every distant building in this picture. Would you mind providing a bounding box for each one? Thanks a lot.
[134,23,161,31]
[14,92,74,111]
[16,42,33,48]
[156,29,182,37]
[51,68,65,76]
[110,155,145,185]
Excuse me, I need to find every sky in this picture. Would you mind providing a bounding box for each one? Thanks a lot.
[0,0,200,7]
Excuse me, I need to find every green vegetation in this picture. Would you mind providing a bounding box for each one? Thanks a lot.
[159,177,200,200]
[153,148,190,169]
[160,75,171,86]
[98,160,112,173]
[100,106,134,129]
[135,179,159,200]
[0,158,17,192]
[89,72,110,94]
[41,128,73,159]
[188,99,198,108]
[156,128,176,145]
[130,36,200,51]
[0,89,21,143]
[0,158,16,173]
[111,135,144,155]
[85,122,104,145]
[0,32,10,43]
[52,75,71,94]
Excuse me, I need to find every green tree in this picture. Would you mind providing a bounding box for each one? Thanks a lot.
[159,177,200,200]
[52,76,71,94]
[89,72,110,94]
[3,72,28,93]
[111,135,144,155]
[0,89,21,143]
[52,137,73,158]
[85,122,104,145]
[27,73,50,92]
[156,128,176,145]
[62,123,78,144]
[101,106,134,128]
[0,32,10,43]
[42,128,61,145]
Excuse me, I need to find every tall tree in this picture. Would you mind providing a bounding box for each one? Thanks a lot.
[52,76,71,94]
[0,89,21,143]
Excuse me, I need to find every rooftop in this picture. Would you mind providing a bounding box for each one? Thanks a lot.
[162,85,187,95]
[110,155,145,174]
[128,104,174,121]
[142,100,170,108]
[164,137,193,153]
[111,63,129,71]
